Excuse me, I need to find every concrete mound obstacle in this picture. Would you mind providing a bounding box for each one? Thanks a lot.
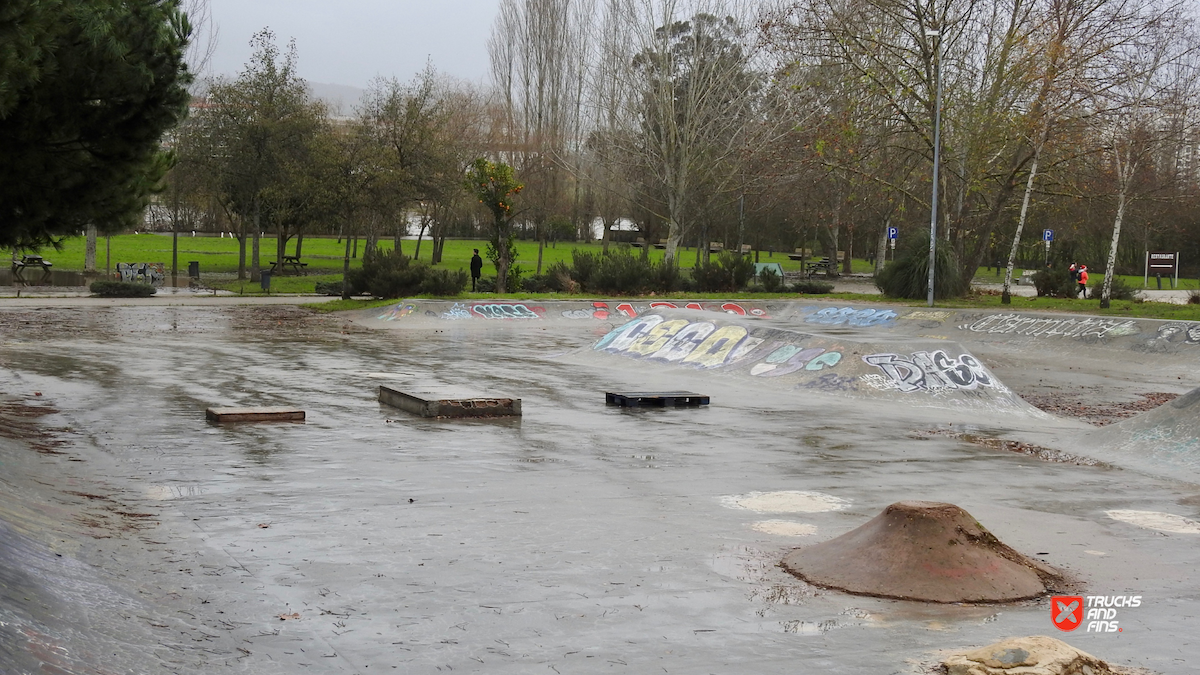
[781,501,1063,603]
[1080,384,1200,483]
[942,636,1124,675]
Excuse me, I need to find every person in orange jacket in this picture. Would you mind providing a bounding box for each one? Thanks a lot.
[1077,265,1089,298]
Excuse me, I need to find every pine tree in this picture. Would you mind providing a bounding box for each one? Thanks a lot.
[0,0,192,248]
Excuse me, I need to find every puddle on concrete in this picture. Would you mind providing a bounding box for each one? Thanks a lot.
[751,520,818,536]
[1105,509,1200,534]
[721,490,850,513]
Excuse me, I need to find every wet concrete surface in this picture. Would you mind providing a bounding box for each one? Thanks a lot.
[0,302,1198,673]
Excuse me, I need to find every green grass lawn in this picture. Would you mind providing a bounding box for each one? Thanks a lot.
[970,265,1199,290]
[25,233,872,276]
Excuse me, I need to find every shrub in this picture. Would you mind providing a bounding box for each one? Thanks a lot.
[546,261,579,293]
[420,268,468,296]
[90,280,156,297]
[758,266,784,292]
[792,279,834,294]
[691,252,756,292]
[570,250,600,288]
[590,249,659,294]
[347,249,465,298]
[1094,275,1138,301]
[314,281,345,296]
[874,237,963,299]
[1033,266,1077,298]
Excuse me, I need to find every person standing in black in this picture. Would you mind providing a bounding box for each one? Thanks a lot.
[470,249,483,291]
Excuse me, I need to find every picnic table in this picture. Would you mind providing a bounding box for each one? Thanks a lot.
[804,257,835,278]
[268,255,308,275]
[11,254,52,283]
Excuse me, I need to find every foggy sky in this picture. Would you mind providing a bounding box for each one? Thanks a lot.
[204,0,499,87]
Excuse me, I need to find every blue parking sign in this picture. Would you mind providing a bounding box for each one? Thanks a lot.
[887,227,898,240]
[1043,229,1054,242]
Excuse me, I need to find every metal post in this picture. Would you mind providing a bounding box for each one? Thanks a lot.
[926,28,943,307]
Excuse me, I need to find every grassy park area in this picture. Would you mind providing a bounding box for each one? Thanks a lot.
[19,233,1200,322]
[28,233,867,275]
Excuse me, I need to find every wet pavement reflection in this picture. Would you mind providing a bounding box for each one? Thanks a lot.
[0,305,1198,673]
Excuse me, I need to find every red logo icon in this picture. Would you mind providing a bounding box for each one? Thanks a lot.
[1052,595,1084,631]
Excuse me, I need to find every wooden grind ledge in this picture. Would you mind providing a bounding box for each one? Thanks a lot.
[206,407,306,423]
[378,386,521,418]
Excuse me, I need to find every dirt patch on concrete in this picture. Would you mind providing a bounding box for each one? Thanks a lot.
[916,429,1111,467]
[1021,392,1178,426]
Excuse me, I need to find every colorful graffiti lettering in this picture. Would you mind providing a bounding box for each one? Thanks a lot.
[378,303,417,321]
[596,315,842,374]
[861,351,996,393]
[470,303,543,320]
[117,262,166,285]
[805,307,897,327]
[441,303,472,320]
[958,314,1139,339]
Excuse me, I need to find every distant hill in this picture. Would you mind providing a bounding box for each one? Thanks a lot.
[307,82,365,115]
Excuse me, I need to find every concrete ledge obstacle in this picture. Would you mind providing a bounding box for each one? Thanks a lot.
[379,386,521,419]
[605,391,710,408]
[782,501,1064,603]
[206,407,305,423]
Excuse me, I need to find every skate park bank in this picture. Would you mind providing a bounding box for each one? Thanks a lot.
[0,298,1198,673]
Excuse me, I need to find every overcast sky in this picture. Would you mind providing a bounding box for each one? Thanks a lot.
[204,0,499,88]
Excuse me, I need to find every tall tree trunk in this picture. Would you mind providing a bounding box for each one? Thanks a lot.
[842,224,853,274]
[536,234,545,275]
[875,216,889,275]
[172,228,178,280]
[495,218,510,294]
[295,234,304,258]
[84,224,97,273]
[1002,149,1041,304]
[237,217,247,280]
[342,221,353,300]
[601,217,611,252]
[248,201,260,281]
[276,223,286,274]
[1101,168,1130,309]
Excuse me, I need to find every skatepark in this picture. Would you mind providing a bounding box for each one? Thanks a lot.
[1,297,1198,673]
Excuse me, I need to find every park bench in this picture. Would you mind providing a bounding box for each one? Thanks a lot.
[708,241,724,253]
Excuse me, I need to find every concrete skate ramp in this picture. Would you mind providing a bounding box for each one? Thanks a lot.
[588,311,1042,414]
[357,299,1200,358]
[781,501,1064,603]
[1080,385,1200,483]
[360,298,776,325]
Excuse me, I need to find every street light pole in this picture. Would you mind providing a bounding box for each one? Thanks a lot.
[926,26,943,307]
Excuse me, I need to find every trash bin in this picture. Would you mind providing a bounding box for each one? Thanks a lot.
[260,271,271,291]
[188,261,200,278]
